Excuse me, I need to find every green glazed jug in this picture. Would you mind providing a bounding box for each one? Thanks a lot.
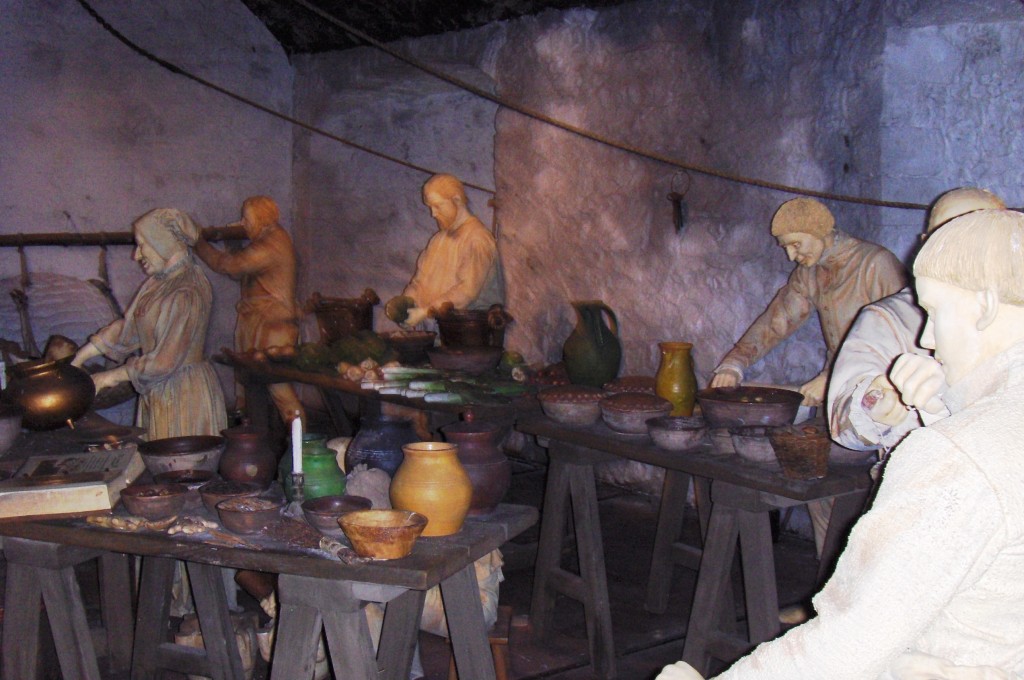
[280,432,347,501]
[562,301,622,388]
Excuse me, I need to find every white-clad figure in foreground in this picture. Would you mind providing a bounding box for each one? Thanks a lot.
[659,208,1024,680]
[828,187,1005,450]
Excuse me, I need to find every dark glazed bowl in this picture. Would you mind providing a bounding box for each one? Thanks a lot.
[426,346,502,375]
[138,435,224,476]
[695,386,803,429]
[119,483,188,520]
[198,479,262,513]
[302,495,374,535]
[380,331,437,365]
[216,497,286,534]
[153,469,217,490]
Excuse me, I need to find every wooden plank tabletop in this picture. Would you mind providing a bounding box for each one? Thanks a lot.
[516,414,873,502]
[0,503,537,591]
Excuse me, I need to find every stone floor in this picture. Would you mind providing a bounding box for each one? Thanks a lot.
[3,439,822,680]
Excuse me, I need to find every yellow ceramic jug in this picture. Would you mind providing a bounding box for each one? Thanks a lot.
[655,341,698,416]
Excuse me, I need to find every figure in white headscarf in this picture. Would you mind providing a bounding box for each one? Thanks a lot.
[73,208,227,440]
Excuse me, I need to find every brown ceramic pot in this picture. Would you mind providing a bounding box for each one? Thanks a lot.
[220,420,278,489]
[441,412,511,517]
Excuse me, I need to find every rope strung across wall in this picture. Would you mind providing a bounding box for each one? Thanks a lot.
[77,0,990,212]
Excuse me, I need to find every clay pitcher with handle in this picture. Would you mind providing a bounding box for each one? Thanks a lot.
[562,301,622,388]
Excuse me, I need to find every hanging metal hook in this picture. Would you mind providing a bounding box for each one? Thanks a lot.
[668,171,692,234]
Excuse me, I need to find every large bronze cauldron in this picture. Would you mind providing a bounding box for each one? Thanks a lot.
[2,358,96,430]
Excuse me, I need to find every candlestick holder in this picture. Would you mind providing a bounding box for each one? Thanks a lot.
[283,471,306,518]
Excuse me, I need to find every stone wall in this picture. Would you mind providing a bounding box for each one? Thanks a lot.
[0,0,293,404]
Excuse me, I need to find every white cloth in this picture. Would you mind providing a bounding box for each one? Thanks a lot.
[828,288,950,450]
[403,216,504,311]
[703,341,1024,680]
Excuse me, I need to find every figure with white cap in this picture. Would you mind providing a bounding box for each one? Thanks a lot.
[828,187,1006,451]
[710,197,907,407]
[72,208,227,440]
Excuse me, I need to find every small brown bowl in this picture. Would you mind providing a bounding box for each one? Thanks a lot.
[120,483,188,520]
[380,330,437,365]
[427,346,502,375]
[338,509,428,560]
[198,480,262,513]
[302,495,374,535]
[537,385,606,425]
[599,393,673,434]
[216,496,285,534]
[646,415,707,451]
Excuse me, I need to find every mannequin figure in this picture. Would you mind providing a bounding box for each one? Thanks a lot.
[659,208,1024,680]
[385,174,504,327]
[828,188,1005,450]
[711,198,907,407]
[72,208,227,440]
[194,195,304,425]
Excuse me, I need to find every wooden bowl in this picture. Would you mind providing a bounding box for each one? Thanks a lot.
[198,480,262,513]
[537,385,605,425]
[426,346,502,375]
[380,331,437,365]
[302,495,374,535]
[119,483,188,520]
[216,496,285,534]
[599,393,672,434]
[138,435,224,476]
[695,386,802,429]
[646,416,707,450]
[338,509,428,560]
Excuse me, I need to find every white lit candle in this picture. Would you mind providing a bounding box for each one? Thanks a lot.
[291,412,303,474]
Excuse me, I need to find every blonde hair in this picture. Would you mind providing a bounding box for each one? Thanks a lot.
[423,174,467,205]
[770,198,835,238]
[926,187,1005,235]
[915,208,1024,306]
[242,195,280,231]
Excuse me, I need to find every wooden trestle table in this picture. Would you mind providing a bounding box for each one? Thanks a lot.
[516,414,874,679]
[0,503,537,680]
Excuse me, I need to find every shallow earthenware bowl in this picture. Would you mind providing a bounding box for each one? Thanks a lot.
[198,479,262,513]
[426,346,502,375]
[138,435,224,477]
[216,496,286,535]
[646,415,707,451]
[537,385,606,426]
[599,393,673,435]
[730,426,777,463]
[119,483,188,520]
[695,386,803,429]
[154,470,217,510]
[338,509,428,560]
[379,330,437,365]
[301,494,374,536]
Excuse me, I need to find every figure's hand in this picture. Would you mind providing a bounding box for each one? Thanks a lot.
[861,374,907,426]
[710,368,740,389]
[384,295,415,324]
[405,307,430,326]
[890,353,948,415]
[799,373,827,407]
[71,341,100,368]
[91,369,125,392]
[655,661,705,680]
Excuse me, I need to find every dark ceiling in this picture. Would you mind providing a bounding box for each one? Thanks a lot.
[241,0,628,54]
